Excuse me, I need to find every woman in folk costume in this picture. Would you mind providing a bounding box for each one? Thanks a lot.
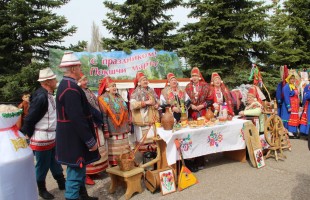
[160,73,191,122]
[97,76,131,166]
[0,105,37,200]
[78,73,108,185]
[281,70,300,138]
[239,87,265,133]
[276,65,289,116]
[130,72,160,151]
[210,72,234,117]
[299,83,310,135]
[230,89,245,115]
[185,67,214,120]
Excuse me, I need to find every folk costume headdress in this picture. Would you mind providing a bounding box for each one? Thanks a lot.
[247,86,262,105]
[59,51,81,68]
[77,72,86,86]
[166,73,176,86]
[98,76,114,96]
[210,72,223,85]
[134,72,146,88]
[78,72,86,82]
[285,69,298,91]
[190,67,205,82]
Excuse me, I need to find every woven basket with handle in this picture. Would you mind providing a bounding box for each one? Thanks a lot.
[117,147,135,171]
[117,126,151,171]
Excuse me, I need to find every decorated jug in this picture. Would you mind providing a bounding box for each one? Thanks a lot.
[161,107,174,130]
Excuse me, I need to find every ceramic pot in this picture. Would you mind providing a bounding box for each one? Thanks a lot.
[161,107,174,130]
[205,107,214,120]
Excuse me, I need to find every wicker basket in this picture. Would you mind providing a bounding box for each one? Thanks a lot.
[118,126,151,171]
[118,148,135,171]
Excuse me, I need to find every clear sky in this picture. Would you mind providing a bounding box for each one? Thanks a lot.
[54,0,274,47]
[54,0,194,47]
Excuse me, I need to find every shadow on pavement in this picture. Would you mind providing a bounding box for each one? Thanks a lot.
[292,173,310,200]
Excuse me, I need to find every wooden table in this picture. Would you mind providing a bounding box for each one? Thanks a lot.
[156,118,248,167]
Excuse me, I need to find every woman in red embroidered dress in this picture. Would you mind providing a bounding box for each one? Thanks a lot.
[98,76,131,166]
[79,74,108,185]
[185,67,214,120]
[185,67,214,172]
[210,72,234,117]
[160,73,190,122]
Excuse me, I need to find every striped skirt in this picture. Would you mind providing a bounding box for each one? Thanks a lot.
[107,133,130,166]
[86,127,108,174]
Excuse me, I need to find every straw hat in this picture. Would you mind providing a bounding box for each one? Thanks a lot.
[59,51,81,68]
[37,68,56,82]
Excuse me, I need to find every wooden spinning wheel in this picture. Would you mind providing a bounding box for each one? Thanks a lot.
[264,114,287,160]
[264,115,284,146]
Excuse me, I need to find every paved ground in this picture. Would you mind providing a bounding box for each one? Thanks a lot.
[44,137,310,200]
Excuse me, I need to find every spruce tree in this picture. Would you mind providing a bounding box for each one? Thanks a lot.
[0,0,76,74]
[102,0,182,53]
[0,0,76,102]
[268,0,310,67]
[179,0,271,86]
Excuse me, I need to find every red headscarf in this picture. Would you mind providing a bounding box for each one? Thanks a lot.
[98,76,114,96]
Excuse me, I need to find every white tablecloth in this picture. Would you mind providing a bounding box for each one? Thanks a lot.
[157,119,248,165]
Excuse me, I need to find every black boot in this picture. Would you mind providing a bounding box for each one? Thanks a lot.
[289,133,300,139]
[54,174,66,190]
[79,186,98,200]
[37,181,54,199]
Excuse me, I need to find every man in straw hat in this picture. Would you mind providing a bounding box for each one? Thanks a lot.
[55,51,99,200]
[21,67,65,199]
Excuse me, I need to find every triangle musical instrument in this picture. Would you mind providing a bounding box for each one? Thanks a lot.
[174,139,198,191]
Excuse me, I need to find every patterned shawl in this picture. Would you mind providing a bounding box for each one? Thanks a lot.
[130,86,158,102]
[161,86,187,106]
[98,92,129,128]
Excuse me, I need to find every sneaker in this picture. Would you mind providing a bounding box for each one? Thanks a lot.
[288,132,294,137]
[289,133,300,139]
[85,175,95,185]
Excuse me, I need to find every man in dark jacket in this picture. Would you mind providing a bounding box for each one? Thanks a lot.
[21,67,65,199]
[56,51,100,200]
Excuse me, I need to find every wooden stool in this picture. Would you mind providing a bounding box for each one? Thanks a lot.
[106,166,144,200]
